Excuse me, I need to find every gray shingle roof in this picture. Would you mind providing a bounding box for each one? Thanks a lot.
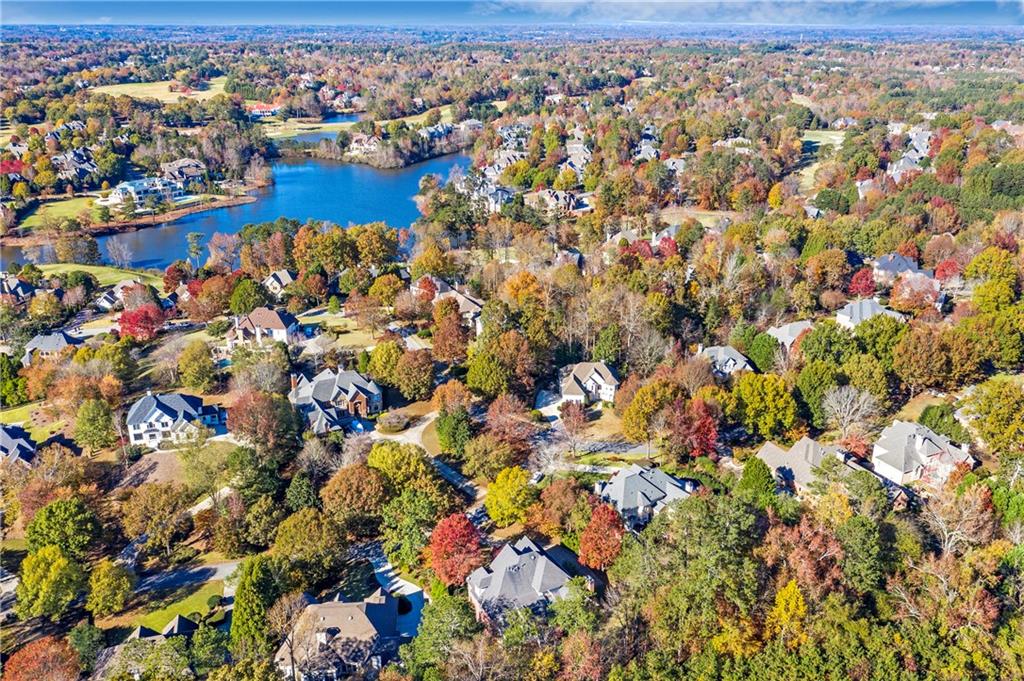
[873,420,971,476]
[595,464,695,523]
[467,537,573,619]
[126,393,205,427]
[560,361,619,398]
[0,424,37,465]
[700,345,752,375]
[21,331,82,365]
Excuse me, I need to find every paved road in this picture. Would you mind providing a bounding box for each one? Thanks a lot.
[136,560,241,594]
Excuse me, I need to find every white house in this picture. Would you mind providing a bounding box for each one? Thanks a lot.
[99,177,185,208]
[261,270,296,299]
[559,361,619,405]
[125,392,223,447]
[225,307,302,350]
[871,420,974,488]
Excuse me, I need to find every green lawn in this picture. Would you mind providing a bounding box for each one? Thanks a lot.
[798,129,847,195]
[92,76,228,104]
[117,580,224,632]
[39,263,163,287]
[18,197,96,229]
[0,401,37,425]
[0,401,63,442]
[0,538,28,574]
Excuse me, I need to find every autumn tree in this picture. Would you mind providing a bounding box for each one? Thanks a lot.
[15,545,85,621]
[179,340,218,392]
[559,400,588,455]
[86,558,136,617]
[822,385,878,437]
[119,303,166,342]
[579,503,625,569]
[733,373,797,439]
[432,313,468,365]
[427,513,487,586]
[622,380,678,444]
[765,579,808,649]
[320,463,390,534]
[663,397,718,463]
[120,482,193,558]
[485,466,536,527]
[394,349,434,401]
[228,389,300,459]
[3,636,79,681]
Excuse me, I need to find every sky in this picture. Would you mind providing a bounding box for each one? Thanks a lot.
[2,0,1022,27]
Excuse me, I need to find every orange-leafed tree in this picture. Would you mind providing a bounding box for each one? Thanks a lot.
[578,503,625,570]
[426,513,486,586]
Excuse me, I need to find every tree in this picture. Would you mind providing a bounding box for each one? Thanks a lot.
[382,488,440,569]
[765,579,807,649]
[551,576,600,634]
[848,267,876,297]
[119,303,166,342]
[3,636,79,681]
[190,624,229,674]
[285,471,318,511]
[367,340,403,385]
[892,324,948,395]
[622,381,678,444]
[26,496,100,559]
[230,279,269,316]
[366,440,438,489]
[272,508,343,589]
[836,516,883,593]
[736,457,776,508]
[485,466,536,528]
[427,513,487,586]
[74,398,116,452]
[231,554,283,656]
[121,483,193,558]
[560,401,588,455]
[855,313,907,371]
[463,433,519,481]
[796,360,839,429]
[466,350,511,398]
[228,390,300,459]
[86,558,136,617]
[15,545,85,621]
[320,463,390,534]
[663,397,718,463]
[579,503,625,569]
[436,407,473,457]
[400,584,480,677]
[823,385,878,437]
[394,349,434,401]
[733,373,797,439]
[68,622,106,673]
[922,483,997,556]
[208,658,283,681]
[179,340,218,392]
[800,320,856,366]
[747,333,779,373]
[368,273,404,307]
[432,313,468,365]
[966,379,1024,481]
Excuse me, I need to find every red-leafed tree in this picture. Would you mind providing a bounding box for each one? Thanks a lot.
[559,630,603,681]
[664,397,718,463]
[4,635,79,681]
[119,303,165,342]
[658,236,678,259]
[935,258,961,283]
[432,313,468,365]
[228,389,300,460]
[578,503,624,570]
[847,267,875,298]
[163,262,191,293]
[427,513,487,586]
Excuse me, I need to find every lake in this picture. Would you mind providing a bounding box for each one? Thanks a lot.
[2,154,470,270]
[289,112,363,144]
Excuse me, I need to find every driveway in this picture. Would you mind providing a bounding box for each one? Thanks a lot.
[349,541,423,637]
[136,559,241,594]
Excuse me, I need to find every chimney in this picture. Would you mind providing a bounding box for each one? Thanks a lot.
[290,373,299,391]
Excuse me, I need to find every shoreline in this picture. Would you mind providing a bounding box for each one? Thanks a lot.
[0,193,260,248]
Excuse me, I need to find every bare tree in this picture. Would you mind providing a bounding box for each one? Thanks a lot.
[107,239,135,269]
[444,634,516,681]
[559,401,587,456]
[297,437,341,485]
[677,356,714,397]
[625,322,669,376]
[922,484,997,556]
[341,433,373,467]
[822,385,879,438]
[268,592,314,681]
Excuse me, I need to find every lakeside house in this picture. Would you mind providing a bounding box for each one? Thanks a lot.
[21,331,83,366]
[700,345,752,377]
[467,537,587,627]
[559,361,619,405]
[225,307,302,351]
[99,177,186,208]
[160,158,207,184]
[1,424,37,466]
[125,392,224,447]
[412,276,484,335]
[273,589,401,680]
[871,420,974,488]
[288,368,383,434]
[594,464,698,530]
[95,278,142,312]
[0,273,35,308]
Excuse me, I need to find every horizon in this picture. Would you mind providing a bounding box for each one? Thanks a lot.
[3,0,1023,28]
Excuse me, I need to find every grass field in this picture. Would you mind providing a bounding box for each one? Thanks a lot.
[798,129,847,195]
[92,76,228,104]
[0,401,64,442]
[0,401,36,425]
[659,205,739,228]
[18,196,96,229]
[263,99,507,140]
[102,580,224,634]
[38,263,163,287]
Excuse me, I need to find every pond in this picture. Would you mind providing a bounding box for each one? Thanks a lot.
[2,153,470,270]
[289,112,364,143]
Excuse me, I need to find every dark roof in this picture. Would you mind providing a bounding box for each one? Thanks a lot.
[126,392,205,427]
[0,424,37,465]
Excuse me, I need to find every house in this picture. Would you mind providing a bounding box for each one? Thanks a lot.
[0,273,35,307]
[160,158,206,184]
[262,270,297,299]
[767,320,813,352]
[95,278,142,312]
[855,178,879,200]
[273,589,401,681]
[99,177,185,208]
[528,189,579,215]
[887,155,922,184]
[594,464,698,529]
[52,148,98,183]
[835,298,905,330]
[872,420,974,488]
[873,253,927,286]
[94,615,201,680]
[247,102,281,119]
[700,345,752,377]
[755,436,851,494]
[467,537,582,625]
[288,369,383,434]
[559,361,619,405]
[225,307,302,350]
[125,392,224,447]
[21,331,82,366]
[1,424,37,466]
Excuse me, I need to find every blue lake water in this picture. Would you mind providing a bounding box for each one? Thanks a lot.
[290,112,363,143]
[1,154,470,270]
